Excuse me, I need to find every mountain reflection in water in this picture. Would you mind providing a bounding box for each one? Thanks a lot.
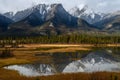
[4,48,120,77]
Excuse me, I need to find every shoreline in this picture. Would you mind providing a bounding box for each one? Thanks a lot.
[19,44,120,48]
[2,44,120,48]
[1,44,120,53]
[0,44,120,80]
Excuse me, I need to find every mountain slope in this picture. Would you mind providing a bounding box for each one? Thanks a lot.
[69,5,106,24]
[4,4,50,22]
[0,14,13,31]
[7,4,95,35]
[94,11,120,31]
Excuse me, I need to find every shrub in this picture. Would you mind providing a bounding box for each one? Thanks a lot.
[0,48,14,58]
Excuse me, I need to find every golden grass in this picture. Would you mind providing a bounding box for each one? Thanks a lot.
[0,44,91,68]
[37,47,90,53]
[17,43,120,48]
[20,44,94,48]
[0,69,35,80]
[0,44,92,52]
[0,58,29,67]
[0,44,120,80]
[40,72,120,80]
[0,69,120,80]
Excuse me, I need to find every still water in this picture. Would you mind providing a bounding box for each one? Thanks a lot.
[4,47,120,77]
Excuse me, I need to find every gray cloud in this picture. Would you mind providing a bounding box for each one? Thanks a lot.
[0,0,120,13]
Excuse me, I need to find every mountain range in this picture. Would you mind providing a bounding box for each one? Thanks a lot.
[0,4,120,35]
[69,5,120,31]
[69,5,106,24]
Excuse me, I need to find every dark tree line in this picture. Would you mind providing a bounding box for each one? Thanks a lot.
[0,34,119,45]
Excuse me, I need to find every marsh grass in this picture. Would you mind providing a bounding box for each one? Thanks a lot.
[0,48,14,58]
[0,70,120,80]
[0,44,120,80]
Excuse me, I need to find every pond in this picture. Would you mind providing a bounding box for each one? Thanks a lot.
[4,47,120,77]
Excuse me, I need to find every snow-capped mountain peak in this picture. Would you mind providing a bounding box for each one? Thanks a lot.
[69,5,106,24]
[77,4,87,10]
[3,4,64,22]
[69,5,88,17]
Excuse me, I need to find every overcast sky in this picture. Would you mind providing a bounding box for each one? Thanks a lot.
[0,0,120,13]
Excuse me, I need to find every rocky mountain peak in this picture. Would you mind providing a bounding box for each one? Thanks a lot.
[69,5,106,24]
[2,4,95,35]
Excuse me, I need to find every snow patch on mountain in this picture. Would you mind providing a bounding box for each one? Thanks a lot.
[69,5,106,24]
[3,4,62,22]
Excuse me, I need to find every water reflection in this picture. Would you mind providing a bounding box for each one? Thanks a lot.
[4,48,120,77]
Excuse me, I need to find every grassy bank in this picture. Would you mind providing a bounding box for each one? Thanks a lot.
[0,44,120,80]
[0,69,120,80]
[0,44,120,68]
[0,44,92,68]
[0,44,91,80]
